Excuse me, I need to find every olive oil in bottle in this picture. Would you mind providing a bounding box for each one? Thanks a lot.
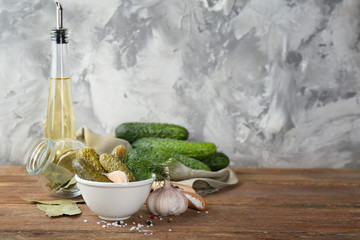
[45,77,76,139]
[45,2,76,140]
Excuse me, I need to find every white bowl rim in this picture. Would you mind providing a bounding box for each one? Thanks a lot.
[75,173,156,188]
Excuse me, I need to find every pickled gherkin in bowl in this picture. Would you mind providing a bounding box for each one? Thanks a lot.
[72,145,168,183]
[72,146,138,183]
[99,153,135,182]
[75,173,156,220]
[72,145,156,220]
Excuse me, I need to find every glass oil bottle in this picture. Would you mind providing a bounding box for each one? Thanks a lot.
[45,2,76,140]
[26,2,80,198]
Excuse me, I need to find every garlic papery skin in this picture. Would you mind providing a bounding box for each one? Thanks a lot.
[105,171,128,183]
[146,180,188,216]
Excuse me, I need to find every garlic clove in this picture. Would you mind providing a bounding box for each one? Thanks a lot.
[105,171,128,183]
[171,182,196,194]
[151,181,196,193]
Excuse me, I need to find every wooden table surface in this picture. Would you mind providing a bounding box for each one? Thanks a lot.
[0,166,359,239]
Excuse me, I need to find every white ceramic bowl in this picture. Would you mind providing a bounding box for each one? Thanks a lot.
[75,174,155,220]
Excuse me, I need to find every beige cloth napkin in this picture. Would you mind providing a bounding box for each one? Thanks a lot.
[76,126,239,196]
[76,126,132,154]
[170,162,239,196]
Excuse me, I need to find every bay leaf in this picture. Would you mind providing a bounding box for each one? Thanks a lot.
[61,203,81,215]
[36,203,82,217]
[42,162,74,190]
[37,204,63,217]
[24,198,84,205]
[46,181,63,191]
[60,176,77,190]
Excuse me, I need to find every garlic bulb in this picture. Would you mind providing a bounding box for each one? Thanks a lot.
[146,180,188,216]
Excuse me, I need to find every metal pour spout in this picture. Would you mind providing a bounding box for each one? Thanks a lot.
[56,2,63,29]
[51,2,68,44]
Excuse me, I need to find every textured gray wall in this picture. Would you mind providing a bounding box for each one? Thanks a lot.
[1,0,360,168]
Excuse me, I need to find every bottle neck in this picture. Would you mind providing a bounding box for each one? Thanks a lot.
[50,29,69,79]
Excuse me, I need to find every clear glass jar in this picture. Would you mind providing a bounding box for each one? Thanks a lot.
[26,138,85,198]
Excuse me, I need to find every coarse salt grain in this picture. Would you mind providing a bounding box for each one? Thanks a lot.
[83,219,88,222]
[184,193,203,209]
[205,211,208,214]
[97,222,100,224]
[102,225,106,228]
[169,229,172,232]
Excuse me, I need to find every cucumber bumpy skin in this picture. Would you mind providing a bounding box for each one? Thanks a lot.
[76,146,105,173]
[115,122,189,143]
[132,138,217,159]
[201,152,230,171]
[72,158,111,182]
[127,148,211,171]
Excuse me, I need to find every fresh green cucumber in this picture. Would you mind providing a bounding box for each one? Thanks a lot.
[127,148,211,172]
[132,138,216,159]
[72,159,111,182]
[201,152,230,171]
[115,122,189,143]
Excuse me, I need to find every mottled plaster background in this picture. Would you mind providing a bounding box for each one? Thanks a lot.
[1,0,360,168]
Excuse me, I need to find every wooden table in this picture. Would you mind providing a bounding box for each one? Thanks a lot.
[0,166,359,239]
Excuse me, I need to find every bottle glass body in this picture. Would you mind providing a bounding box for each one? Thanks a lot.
[26,138,84,198]
[45,29,76,140]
